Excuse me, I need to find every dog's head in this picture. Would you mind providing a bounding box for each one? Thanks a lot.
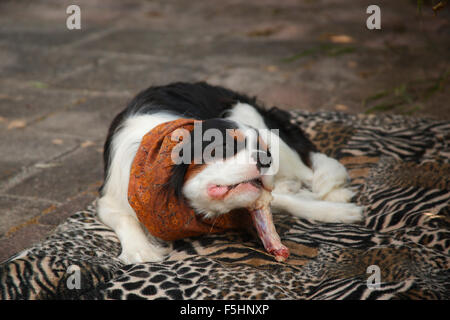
[167,118,275,218]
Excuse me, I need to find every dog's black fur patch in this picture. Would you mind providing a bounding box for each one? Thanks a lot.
[101,82,316,194]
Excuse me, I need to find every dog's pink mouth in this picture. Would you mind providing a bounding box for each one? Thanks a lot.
[207,178,263,199]
[207,181,289,262]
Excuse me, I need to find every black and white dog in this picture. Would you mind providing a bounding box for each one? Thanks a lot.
[98,82,363,264]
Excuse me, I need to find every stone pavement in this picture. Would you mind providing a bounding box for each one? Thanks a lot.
[0,0,448,262]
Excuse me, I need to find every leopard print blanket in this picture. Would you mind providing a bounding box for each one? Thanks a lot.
[1,111,449,300]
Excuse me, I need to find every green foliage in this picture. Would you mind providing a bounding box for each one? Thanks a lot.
[363,69,449,115]
[282,44,356,63]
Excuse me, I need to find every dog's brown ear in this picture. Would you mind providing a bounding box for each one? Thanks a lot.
[128,119,252,242]
[165,123,198,201]
[128,118,196,208]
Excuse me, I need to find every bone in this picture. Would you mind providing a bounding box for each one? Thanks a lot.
[248,189,290,262]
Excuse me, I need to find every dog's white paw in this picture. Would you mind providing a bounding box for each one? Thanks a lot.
[311,153,350,199]
[118,242,167,264]
[319,203,364,223]
[323,187,355,203]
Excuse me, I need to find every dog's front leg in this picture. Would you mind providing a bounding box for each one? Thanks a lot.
[98,197,170,264]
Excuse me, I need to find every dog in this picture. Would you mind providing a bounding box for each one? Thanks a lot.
[98,82,363,264]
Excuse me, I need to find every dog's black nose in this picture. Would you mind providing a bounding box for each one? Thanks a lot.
[252,150,272,171]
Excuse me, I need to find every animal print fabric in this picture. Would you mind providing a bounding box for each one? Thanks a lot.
[1,112,449,300]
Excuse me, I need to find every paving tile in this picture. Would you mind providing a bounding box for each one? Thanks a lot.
[38,192,97,228]
[0,196,54,237]
[0,127,81,181]
[0,43,109,84]
[4,145,104,203]
[78,28,310,62]
[0,26,100,48]
[0,223,55,263]
[0,0,144,29]
[53,56,210,92]
[0,86,80,122]
[31,95,130,140]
